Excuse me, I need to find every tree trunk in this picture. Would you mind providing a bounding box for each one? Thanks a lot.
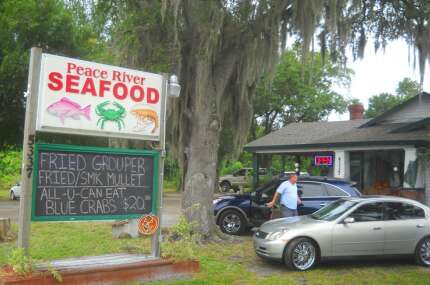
[181,99,220,239]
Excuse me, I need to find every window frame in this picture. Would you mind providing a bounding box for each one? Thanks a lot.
[299,182,328,198]
[383,201,426,221]
[347,202,385,223]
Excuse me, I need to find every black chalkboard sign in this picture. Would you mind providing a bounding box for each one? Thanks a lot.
[32,143,159,221]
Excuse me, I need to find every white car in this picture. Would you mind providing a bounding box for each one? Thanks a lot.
[219,168,266,192]
[9,182,21,200]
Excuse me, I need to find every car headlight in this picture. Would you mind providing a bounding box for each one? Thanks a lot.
[266,229,288,240]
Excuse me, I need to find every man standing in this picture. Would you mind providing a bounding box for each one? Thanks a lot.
[266,174,301,217]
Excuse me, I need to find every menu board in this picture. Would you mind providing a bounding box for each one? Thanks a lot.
[32,144,158,221]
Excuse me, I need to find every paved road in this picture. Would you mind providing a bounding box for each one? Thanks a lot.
[0,193,182,227]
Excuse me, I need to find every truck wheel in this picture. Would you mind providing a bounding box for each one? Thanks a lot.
[220,181,231,192]
[218,210,246,235]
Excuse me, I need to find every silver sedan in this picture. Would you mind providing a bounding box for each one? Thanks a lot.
[253,196,430,271]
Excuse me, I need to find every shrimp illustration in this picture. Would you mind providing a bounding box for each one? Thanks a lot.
[131,108,159,133]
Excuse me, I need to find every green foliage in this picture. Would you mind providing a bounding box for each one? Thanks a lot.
[47,264,63,282]
[366,78,421,118]
[0,148,21,198]
[0,0,106,147]
[219,161,243,176]
[8,247,34,276]
[251,46,351,138]
[162,215,199,261]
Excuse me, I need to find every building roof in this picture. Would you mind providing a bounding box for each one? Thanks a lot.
[244,93,430,152]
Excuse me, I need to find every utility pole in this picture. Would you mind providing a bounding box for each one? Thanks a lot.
[18,47,42,251]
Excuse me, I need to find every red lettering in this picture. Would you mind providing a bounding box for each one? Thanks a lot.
[81,78,97,96]
[99,80,111,98]
[130,85,144,102]
[147,88,160,104]
[65,74,80,94]
[113,82,127,100]
[47,72,63,91]
[112,71,121,81]
[100,70,108,79]
[67,62,76,74]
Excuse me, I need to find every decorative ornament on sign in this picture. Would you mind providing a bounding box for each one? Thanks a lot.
[138,214,159,235]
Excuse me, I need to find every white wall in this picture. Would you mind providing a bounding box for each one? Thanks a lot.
[334,150,350,180]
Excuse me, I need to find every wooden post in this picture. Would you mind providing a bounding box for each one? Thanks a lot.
[18,48,42,251]
[151,74,168,258]
[252,153,259,191]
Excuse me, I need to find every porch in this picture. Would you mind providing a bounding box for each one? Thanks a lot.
[250,146,426,202]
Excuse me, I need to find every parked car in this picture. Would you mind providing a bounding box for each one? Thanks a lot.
[213,175,361,235]
[9,182,21,200]
[218,168,267,192]
[253,196,430,271]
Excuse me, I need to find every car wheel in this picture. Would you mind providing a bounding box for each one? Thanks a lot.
[415,236,430,266]
[10,191,16,200]
[220,181,231,192]
[218,210,246,235]
[284,237,318,271]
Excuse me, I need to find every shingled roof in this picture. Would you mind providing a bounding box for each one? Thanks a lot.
[244,93,430,152]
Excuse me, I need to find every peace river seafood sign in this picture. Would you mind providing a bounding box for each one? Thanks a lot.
[36,54,164,140]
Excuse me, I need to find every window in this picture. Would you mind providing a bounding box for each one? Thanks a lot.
[324,184,348,197]
[311,199,358,221]
[300,183,328,197]
[384,202,425,220]
[234,169,246,176]
[350,203,384,222]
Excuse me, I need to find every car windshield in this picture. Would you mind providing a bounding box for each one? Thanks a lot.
[311,199,358,221]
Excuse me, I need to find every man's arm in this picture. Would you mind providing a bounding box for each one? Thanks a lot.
[266,192,280,208]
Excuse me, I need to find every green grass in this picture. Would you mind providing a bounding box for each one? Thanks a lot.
[2,223,430,285]
[0,222,152,264]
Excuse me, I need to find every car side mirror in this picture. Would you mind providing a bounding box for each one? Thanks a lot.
[343,217,355,224]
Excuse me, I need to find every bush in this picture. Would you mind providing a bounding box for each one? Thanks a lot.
[162,214,199,261]
[220,160,243,175]
[0,148,22,194]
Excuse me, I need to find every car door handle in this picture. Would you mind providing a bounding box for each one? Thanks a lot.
[373,227,382,230]
[319,203,326,207]
[417,224,425,228]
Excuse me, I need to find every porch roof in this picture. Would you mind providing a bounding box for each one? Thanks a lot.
[244,119,429,152]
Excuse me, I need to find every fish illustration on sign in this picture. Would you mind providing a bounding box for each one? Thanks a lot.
[131,108,159,133]
[46,97,91,124]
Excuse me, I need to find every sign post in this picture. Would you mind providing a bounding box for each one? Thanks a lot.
[18,48,42,250]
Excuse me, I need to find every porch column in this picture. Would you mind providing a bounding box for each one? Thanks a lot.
[252,153,259,191]
[334,150,350,179]
[404,147,421,188]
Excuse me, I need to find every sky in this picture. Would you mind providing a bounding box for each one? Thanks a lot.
[329,39,430,121]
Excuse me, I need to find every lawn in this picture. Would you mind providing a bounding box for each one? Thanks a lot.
[1,222,430,285]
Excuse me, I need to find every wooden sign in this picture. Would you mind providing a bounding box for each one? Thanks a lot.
[31,143,159,221]
[36,53,164,141]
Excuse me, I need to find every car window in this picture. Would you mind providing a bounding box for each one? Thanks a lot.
[311,199,358,221]
[349,203,384,222]
[384,202,425,220]
[324,184,348,197]
[300,182,327,197]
